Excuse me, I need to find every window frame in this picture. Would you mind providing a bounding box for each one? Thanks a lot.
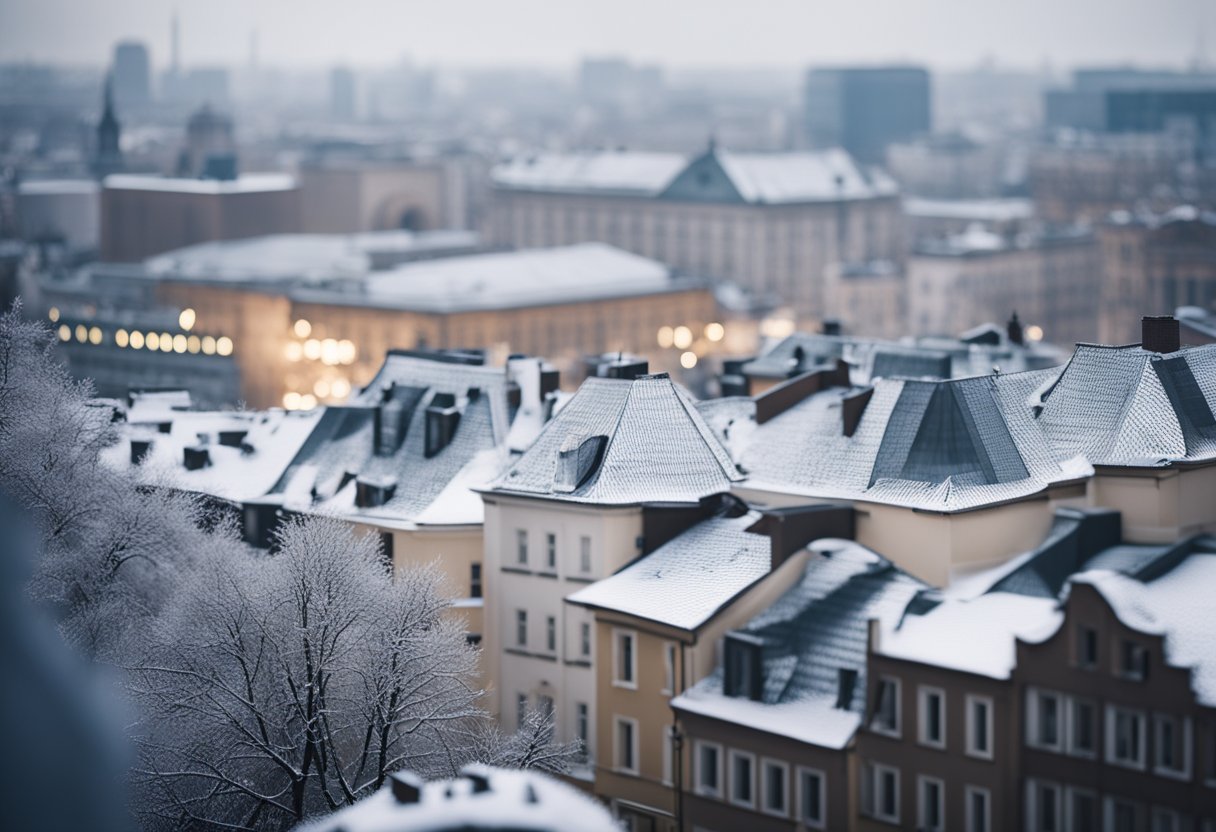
[544,531,557,571]
[795,765,827,830]
[545,615,557,653]
[864,761,900,824]
[918,685,947,750]
[871,675,902,738]
[760,757,789,818]
[580,621,592,658]
[575,702,589,762]
[1067,696,1098,758]
[515,608,527,648]
[965,785,991,832]
[579,534,592,574]
[1025,778,1062,832]
[611,628,637,690]
[1152,714,1192,780]
[1076,624,1098,669]
[966,694,994,760]
[1026,687,1063,752]
[515,528,528,566]
[1065,786,1098,832]
[613,715,639,776]
[662,642,677,695]
[694,740,723,798]
[470,562,482,598]
[1118,639,1149,681]
[1106,705,1148,770]
[728,749,756,809]
[917,775,945,832]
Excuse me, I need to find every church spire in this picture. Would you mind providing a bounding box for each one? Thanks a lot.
[93,73,123,178]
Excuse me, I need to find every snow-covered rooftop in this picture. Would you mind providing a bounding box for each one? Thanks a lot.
[492,150,686,196]
[568,510,771,631]
[903,196,1035,223]
[102,173,297,194]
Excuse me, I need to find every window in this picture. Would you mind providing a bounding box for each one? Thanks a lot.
[918,776,944,832]
[579,535,592,573]
[1027,688,1062,751]
[1076,624,1098,669]
[1104,797,1140,832]
[516,693,527,727]
[761,759,788,817]
[515,529,528,565]
[918,686,946,749]
[1066,787,1098,832]
[871,676,901,737]
[663,642,677,694]
[1120,639,1149,680]
[966,695,993,759]
[575,703,589,762]
[1154,715,1191,778]
[661,725,673,785]
[1151,807,1180,832]
[965,786,990,832]
[1068,698,1096,757]
[470,562,482,598]
[862,762,899,824]
[695,741,722,797]
[545,615,556,653]
[1026,779,1061,832]
[580,622,591,658]
[613,629,636,688]
[728,750,755,808]
[545,532,556,570]
[614,717,638,774]
[1107,706,1147,769]
[723,633,763,700]
[796,766,826,829]
[515,609,527,648]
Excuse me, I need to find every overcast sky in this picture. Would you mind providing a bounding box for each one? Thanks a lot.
[0,0,1211,71]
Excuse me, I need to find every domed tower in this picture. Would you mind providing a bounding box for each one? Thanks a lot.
[92,75,124,178]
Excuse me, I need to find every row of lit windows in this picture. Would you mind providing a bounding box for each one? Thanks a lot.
[284,338,357,366]
[57,323,232,356]
[281,376,354,411]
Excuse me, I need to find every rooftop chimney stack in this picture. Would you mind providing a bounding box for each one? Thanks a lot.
[1142,315,1180,354]
[1007,311,1024,346]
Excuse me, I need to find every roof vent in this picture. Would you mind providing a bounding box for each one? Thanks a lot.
[461,766,492,795]
[183,445,210,470]
[218,429,247,448]
[554,434,608,492]
[130,438,152,465]
[355,476,397,508]
[424,392,461,458]
[822,319,842,337]
[1142,315,1180,354]
[389,771,423,805]
[587,353,649,380]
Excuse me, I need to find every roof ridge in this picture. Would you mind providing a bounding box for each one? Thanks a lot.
[668,374,743,481]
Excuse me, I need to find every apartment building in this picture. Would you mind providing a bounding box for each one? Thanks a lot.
[479,367,743,769]
[485,144,906,332]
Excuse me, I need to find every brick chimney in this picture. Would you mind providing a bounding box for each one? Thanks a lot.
[1142,315,1180,354]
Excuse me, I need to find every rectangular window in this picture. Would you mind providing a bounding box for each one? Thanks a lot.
[470,562,482,598]
[613,629,636,688]
[663,642,677,694]
[967,695,993,759]
[797,766,826,829]
[965,786,990,832]
[1106,798,1139,832]
[761,759,788,817]
[579,535,592,573]
[871,676,901,737]
[1077,624,1098,669]
[516,693,527,727]
[1120,639,1149,680]
[1154,715,1191,777]
[695,741,722,797]
[1027,779,1061,832]
[1066,787,1098,832]
[1069,698,1096,757]
[729,750,755,808]
[575,703,589,762]
[615,717,638,774]
[515,609,527,648]
[1027,688,1062,751]
[545,615,556,653]
[1152,807,1181,832]
[545,532,556,570]
[862,762,900,824]
[515,529,528,565]
[580,622,591,658]
[918,776,944,832]
[662,725,673,785]
[1107,706,1147,769]
[918,686,946,749]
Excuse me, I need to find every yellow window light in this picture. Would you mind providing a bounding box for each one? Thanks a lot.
[187,335,201,354]
[673,326,693,350]
[337,339,357,365]
[680,351,698,369]
[303,339,321,360]
[330,378,351,399]
[201,335,216,355]
[314,379,331,398]
[1026,325,1044,342]
[58,324,71,342]
[159,332,173,352]
[75,324,87,343]
[146,332,159,350]
[115,329,129,348]
[705,322,726,342]
[48,307,60,322]
[178,308,196,331]
[130,331,145,349]
[657,326,675,348]
[88,326,102,345]
[282,391,302,410]
[285,341,303,362]
[173,334,188,353]
[216,336,233,357]
[299,393,317,410]
[320,338,339,366]
[293,319,312,338]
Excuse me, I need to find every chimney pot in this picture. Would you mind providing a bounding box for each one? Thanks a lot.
[1142,315,1180,354]
[389,771,423,805]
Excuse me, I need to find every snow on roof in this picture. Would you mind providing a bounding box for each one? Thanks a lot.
[738,371,1090,513]
[567,510,771,630]
[17,179,100,196]
[672,540,923,748]
[1038,343,1216,467]
[713,148,898,204]
[296,765,619,832]
[492,372,741,505]
[878,592,1062,679]
[105,408,322,504]
[102,173,297,194]
[362,243,690,313]
[491,150,687,196]
[903,197,1035,223]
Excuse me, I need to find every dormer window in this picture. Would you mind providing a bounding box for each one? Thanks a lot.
[554,434,608,493]
[1119,640,1149,681]
[723,632,764,702]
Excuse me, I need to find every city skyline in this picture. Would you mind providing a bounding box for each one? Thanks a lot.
[0,0,1212,72]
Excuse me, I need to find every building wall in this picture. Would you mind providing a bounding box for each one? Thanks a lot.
[483,189,906,328]
[1090,465,1216,543]
[298,163,464,234]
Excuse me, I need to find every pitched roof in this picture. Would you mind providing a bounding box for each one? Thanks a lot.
[672,541,924,748]
[1037,343,1216,467]
[492,373,741,505]
[491,151,686,196]
[567,510,771,631]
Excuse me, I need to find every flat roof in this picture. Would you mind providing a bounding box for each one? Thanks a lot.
[102,173,297,194]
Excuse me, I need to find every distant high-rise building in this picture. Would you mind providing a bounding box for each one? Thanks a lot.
[803,66,931,163]
[178,103,236,179]
[92,76,124,179]
[111,41,151,111]
[329,66,356,121]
